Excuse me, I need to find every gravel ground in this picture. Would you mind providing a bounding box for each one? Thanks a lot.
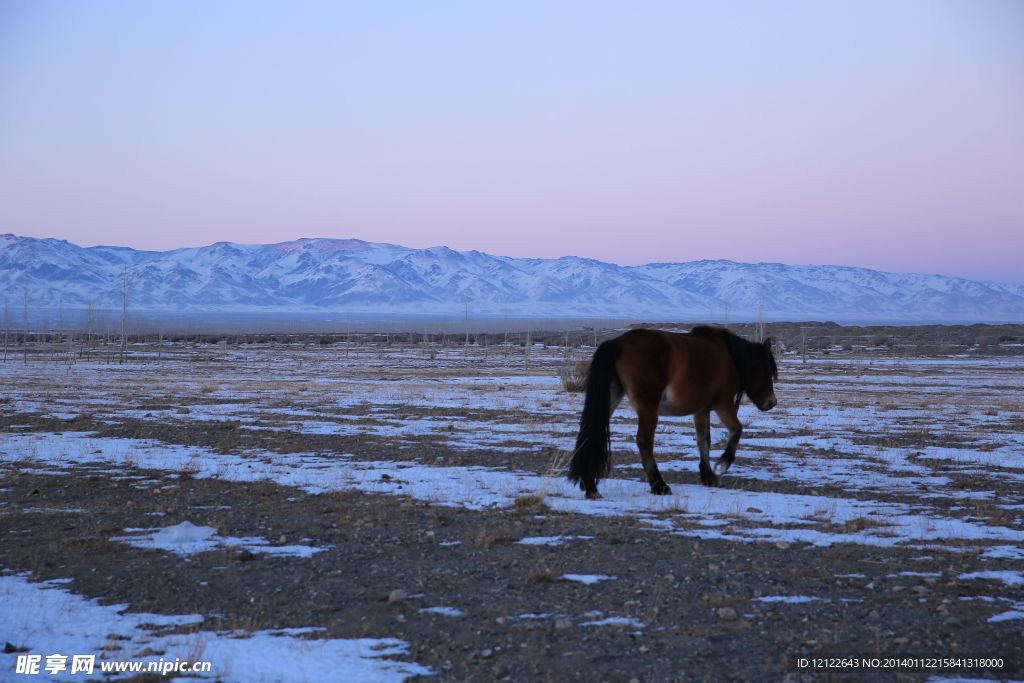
[1,466,1020,681]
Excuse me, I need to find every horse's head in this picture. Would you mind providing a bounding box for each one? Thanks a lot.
[745,338,778,411]
[722,329,779,411]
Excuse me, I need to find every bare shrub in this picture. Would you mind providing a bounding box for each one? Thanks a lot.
[559,358,589,393]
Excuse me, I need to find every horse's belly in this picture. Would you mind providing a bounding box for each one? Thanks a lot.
[658,385,702,416]
[657,387,688,416]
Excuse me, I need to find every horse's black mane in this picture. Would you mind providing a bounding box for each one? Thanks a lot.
[690,326,778,405]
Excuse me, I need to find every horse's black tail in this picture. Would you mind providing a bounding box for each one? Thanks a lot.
[569,338,621,492]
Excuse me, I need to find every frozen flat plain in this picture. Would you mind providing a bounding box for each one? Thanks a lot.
[1,338,1023,680]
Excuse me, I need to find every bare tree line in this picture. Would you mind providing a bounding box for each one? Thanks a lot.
[2,279,1022,366]
[2,284,131,365]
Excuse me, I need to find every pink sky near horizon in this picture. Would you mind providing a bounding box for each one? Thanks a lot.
[1,1,1022,282]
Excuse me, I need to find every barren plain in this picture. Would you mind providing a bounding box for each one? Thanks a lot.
[1,328,1023,681]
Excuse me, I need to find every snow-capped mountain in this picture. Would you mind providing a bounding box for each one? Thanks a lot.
[1,233,1022,322]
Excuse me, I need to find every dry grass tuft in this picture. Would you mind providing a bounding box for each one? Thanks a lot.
[473,526,518,549]
[178,454,202,480]
[527,566,556,583]
[559,359,590,393]
[836,516,884,533]
[513,493,548,512]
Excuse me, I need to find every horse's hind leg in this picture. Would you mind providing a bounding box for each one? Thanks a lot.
[713,402,743,477]
[635,405,671,495]
[694,410,717,486]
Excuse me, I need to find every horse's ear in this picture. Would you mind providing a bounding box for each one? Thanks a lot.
[763,338,773,350]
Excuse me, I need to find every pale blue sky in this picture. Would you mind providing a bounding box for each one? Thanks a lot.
[1,0,1022,281]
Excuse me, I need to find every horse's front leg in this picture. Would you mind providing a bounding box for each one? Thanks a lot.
[636,405,671,495]
[713,402,743,477]
[694,410,717,486]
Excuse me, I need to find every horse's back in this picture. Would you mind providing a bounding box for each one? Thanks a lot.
[615,328,673,364]
[613,327,735,415]
[615,327,724,366]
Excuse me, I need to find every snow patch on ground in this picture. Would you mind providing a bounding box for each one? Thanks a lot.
[112,522,327,558]
[0,572,430,682]
[515,535,593,547]
[989,609,1024,623]
[560,574,615,585]
[418,606,464,617]
[581,616,645,628]
[981,546,1024,561]
[958,570,1024,587]
[754,595,825,604]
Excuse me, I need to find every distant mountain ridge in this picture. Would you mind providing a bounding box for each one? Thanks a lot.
[1,233,1022,322]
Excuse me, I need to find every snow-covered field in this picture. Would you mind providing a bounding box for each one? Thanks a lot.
[2,340,1023,679]
[5,345,1022,551]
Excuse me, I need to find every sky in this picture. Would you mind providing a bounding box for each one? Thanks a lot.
[0,0,1022,282]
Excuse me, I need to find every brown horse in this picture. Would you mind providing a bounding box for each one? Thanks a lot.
[569,326,778,499]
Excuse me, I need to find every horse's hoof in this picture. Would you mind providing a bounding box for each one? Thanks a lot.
[585,490,602,500]
[699,461,719,486]
[651,481,672,495]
